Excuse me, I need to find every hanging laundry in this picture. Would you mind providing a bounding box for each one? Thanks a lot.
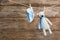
[37,11,52,36]
[26,7,34,23]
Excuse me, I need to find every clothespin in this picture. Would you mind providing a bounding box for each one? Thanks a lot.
[43,6,46,17]
[29,4,32,9]
[44,6,45,14]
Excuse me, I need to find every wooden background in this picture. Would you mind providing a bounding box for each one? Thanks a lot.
[0,0,60,40]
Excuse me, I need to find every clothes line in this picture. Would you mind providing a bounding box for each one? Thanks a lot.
[8,0,29,7]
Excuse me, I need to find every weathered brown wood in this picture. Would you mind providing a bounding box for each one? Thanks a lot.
[0,6,60,18]
[0,0,60,7]
[0,28,60,40]
[0,18,38,29]
[0,18,59,31]
[0,6,26,12]
[0,12,26,18]
[0,0,60,40]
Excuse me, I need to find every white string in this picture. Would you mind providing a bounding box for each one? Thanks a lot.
[8,0,29,7]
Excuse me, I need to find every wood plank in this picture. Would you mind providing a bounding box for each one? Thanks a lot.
[0,28,60,40]
[0,6,60,18]
[0,0,60,6]
[0,18,59,31]
[0,12,26,18]
[0,6,26,12]
[0,18,39,29]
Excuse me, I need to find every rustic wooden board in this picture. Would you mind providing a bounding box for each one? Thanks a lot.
[0,12,26,18]
[0,6,60,18]
[0,18,60,31]
[0,0,60,40]
[1,0,60,6]
[0,18,38,29]
[0,28,60,40]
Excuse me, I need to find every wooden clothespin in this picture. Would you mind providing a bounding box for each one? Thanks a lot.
[42,6,46,17]
[44,6,45,13]
[29,4,32,8]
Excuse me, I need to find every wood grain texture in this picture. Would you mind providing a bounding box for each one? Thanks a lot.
[0,6,60,18]
[0,29,60,40]
[0,0,60,40]
[0,18,59,31]
[1,0,60,6]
